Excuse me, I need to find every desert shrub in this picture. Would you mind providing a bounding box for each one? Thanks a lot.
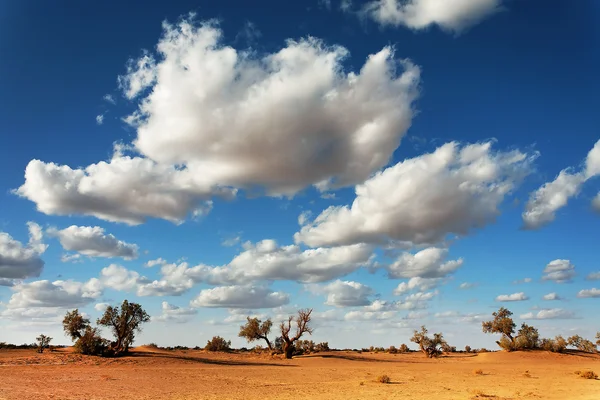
[399,344,410,353]
[297,340,315,354]
[498,336,517,351]
[279,309,313,359]
[74,326,109,356]
[388,345,398,354]
[596,332,600,347]
[97,300,150,356]
[377,375,391,384]
[361,348,370,353]
[473,369,483,375]
[239,317,274,350]
[145,343,159,349]
[575,370,598,379]
[205,336,231,352]
[482,307,516,350]
[479,348,489,353]
[515,324,539,350]
[567,335,597,353]
[540,335,567,353]
[315,342,330,352]
[410,326,448,358]
[465,345,472,353]
[36,334,52,353]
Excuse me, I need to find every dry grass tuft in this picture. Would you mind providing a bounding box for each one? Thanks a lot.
[575,370,598,380]
[377,374,391,384]
[473,369,484,375]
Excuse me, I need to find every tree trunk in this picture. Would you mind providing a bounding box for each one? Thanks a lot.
[283,341,294,359]
[263,337,272,351]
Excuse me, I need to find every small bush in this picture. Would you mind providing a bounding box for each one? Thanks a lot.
[36,334,52,353]
[465,345,472,353]
[576,370,598,380]
[377,375,391,384]
[145,343,159,349]
[473,369,483,375]
[540,336,567,353]
[74,327,109,356]
[388,345,398,354]
[205,336,231,352]
[399,344,409,353]
[315,342,330,352]
[498,336,516,352]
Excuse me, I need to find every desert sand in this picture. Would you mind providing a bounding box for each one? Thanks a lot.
[1,347,598,400]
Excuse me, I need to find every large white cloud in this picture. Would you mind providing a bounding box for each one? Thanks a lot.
[307,280,374,307]
[495,292,528,302]
[15,152,232,225]
[296,141,533,247]
[49,225,139,259]
[0,222,47,280]
[119,18,419,197]
[520,308,575,320]
[363,0,502,33]
[190,285,290,309]
[386,247,462,279]
[100,264,148,291]
[542,259,575,283]
[522,139,600,229]
[6,279,102,309]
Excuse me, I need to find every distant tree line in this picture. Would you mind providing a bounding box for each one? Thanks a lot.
[11,302,600,359]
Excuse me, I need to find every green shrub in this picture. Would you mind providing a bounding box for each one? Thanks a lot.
[205,336,231,352]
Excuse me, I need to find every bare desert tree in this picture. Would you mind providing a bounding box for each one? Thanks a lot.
[410,326,447,358]
[596,332,600,347]
[239,317,273,350]
[279,308,313,359]
[36,334,52,353]
[482,307,516,348]
[97,300,150,355]
[63,309,108,355]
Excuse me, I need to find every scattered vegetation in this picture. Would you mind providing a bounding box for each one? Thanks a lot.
[36,334,52,353]
[377,374,391,384]
[410,325,448,358]
[567,335,597,353]
[575,370,598,379]
[279,308,314,359]
[465,345,472,353]
[473,369,484,375]
[399,344,410,353]
[63,301,149,357]
[238,317,274,350]
[205,336,231,352]
[540,336,567,353]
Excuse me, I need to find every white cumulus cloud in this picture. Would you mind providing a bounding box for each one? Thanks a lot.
[154,301,197,323]
[118,18,419,197]
[307,280,374,307]
[0,222,47,280]
[577,288,600,298]
[386,247,462,279]
[542,259,575,283]
[296,141,533,247]
[495,292,528,302]
[7,279,102,309]
[520,308,575,320]
[190,285,290,309]
[363,0,503,33]
[542,292,561,301]
[522,139,600,229]
[48,225,139,259]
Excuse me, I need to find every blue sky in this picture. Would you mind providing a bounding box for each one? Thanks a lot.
[0,0,599,349]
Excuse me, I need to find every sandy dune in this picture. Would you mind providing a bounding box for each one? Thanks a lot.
[1,348,598,399]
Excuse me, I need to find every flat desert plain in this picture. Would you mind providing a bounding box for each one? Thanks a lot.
[1,347,598,399]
